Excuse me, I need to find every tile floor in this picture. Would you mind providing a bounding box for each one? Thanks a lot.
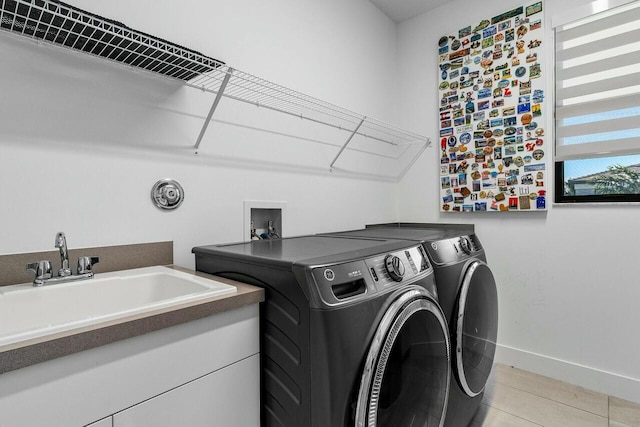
[470,364,640,427]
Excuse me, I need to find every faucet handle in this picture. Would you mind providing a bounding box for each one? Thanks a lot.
[77,256,99,275]
[26,260,53,283]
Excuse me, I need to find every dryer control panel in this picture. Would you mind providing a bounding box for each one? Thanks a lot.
[424,234,483,266]
[309,245,434,307]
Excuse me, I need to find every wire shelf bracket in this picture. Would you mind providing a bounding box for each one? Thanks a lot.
[398,138,431,180]
[193,68,233,155]
[329,117,366,171]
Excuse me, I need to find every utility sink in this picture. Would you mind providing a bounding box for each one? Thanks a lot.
[0,266,236,348]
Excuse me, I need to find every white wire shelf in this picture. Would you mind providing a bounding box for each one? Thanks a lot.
[186,66,430,149]
[0,0,431,178]
[0,0,224,80]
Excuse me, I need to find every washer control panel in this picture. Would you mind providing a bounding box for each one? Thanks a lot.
[365,245,432,289]
[309,244,433,307]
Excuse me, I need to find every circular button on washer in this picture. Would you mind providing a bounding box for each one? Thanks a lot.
[324,269,335,281]
[459,237,473,255]
[384,255,405,282]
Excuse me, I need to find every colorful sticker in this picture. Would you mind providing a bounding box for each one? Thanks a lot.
[526,2,542,16]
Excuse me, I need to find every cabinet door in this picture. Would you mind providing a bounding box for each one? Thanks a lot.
[114,354,259,427]
[86,417,112,427]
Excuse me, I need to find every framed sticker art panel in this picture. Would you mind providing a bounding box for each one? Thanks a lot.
[438,2,547,212]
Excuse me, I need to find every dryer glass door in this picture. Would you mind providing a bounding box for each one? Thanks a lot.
[455,261,498,397]
[355,288,450,427]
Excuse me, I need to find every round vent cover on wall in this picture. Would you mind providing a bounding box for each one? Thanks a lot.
[151,179,184,210]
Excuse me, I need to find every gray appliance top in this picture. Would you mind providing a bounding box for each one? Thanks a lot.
[367,222,474,233]
[192,235,419,269]
[327,227,470,242]
[331,228,449,241]
[324,226,484,265]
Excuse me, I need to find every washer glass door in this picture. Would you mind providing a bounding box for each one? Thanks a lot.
[455,261,498,397]
[355,288,450,427]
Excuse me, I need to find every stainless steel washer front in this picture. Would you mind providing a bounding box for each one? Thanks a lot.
[355,286,451,427]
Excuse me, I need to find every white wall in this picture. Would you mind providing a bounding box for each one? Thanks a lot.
[397,0,640,402]
[0,0,401,267]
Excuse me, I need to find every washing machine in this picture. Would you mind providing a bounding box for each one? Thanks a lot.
[325,225,498,427]
[193,235,451,426]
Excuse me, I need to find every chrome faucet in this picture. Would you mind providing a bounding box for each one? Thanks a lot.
[26,232,99,287]
[55,232,72,277]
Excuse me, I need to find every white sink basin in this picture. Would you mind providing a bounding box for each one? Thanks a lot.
[0,266,236,348]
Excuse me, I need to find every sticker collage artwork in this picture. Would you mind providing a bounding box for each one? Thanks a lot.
[438,2,546,212]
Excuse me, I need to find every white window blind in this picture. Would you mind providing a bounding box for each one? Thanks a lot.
[555,0,640,161]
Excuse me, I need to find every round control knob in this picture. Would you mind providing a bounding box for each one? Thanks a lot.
[384,255,405,282]
[459,236,472,255]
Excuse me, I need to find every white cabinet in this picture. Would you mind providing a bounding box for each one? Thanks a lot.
[114,354,259,427]
[0,304,259,427]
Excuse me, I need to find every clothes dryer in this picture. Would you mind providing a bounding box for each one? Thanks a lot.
[326,225,498,427]
[193,235,451,427]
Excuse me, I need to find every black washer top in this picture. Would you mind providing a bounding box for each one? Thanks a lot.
[336,228,448,241]
[325,227,461,242]
[367,222,474,234]
[192,235,417,270]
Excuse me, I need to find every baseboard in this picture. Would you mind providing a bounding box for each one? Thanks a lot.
[495,344,640,403]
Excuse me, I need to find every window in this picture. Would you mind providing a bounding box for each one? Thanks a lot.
[554,0,640,203]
